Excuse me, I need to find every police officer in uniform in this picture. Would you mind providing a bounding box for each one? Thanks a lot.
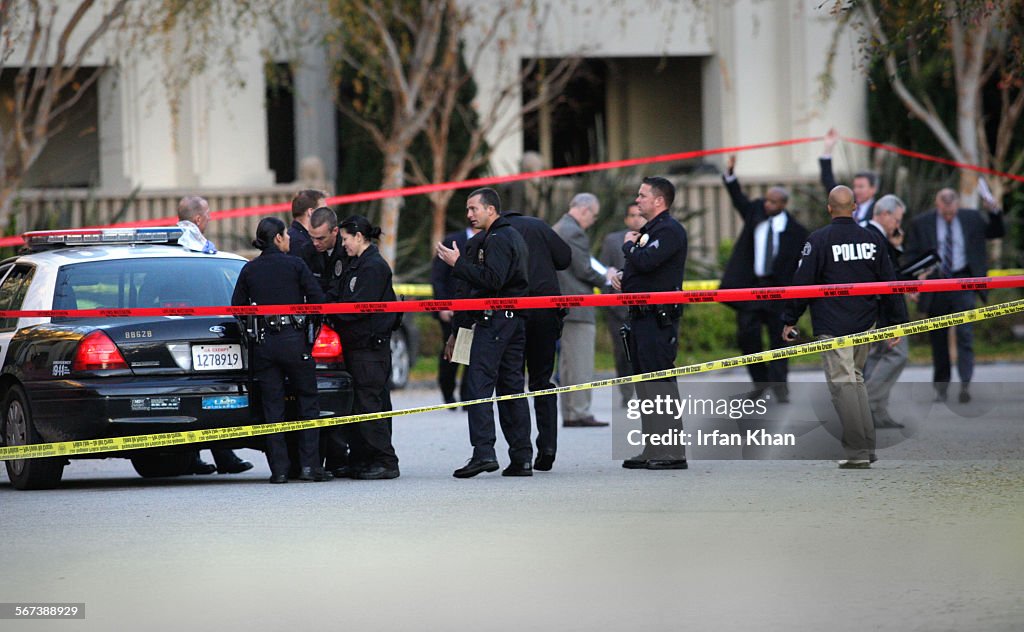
[781,186,907,469]
[436,188,534,478]
[620,177,689,471]
[501,207,571,471]
[330,215,401,480]
[302,206,354,476]
[231,217,331,484]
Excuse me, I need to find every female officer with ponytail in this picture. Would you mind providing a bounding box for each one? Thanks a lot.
[330,215,401,480]
[231,217,332,484]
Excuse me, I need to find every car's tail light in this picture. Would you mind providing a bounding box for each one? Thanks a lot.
[73,331,130,371]
[311,324,344,362]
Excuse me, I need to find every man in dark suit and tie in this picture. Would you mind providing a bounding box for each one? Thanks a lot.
[820,128,878,223]
[720,154,809,401]
[904,187,1005,402]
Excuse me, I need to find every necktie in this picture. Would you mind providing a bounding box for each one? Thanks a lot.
[762,220,775,276]
[941,219,954,276]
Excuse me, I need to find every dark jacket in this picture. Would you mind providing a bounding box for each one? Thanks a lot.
[287,220,312,257]
[782,217,907,337]
[299,239,347,295]
[621,210,688,294]
[503,210,571,298]
[719,175,809,309]
[331,243,399,348]
[903,207,1005,311]
[819,157,875,222]
[451,215,530,330]
[231,245,325,308]
[431,229,472,301]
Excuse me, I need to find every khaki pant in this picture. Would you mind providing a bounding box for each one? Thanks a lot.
[819,336,874,460]
[559,321,596,422]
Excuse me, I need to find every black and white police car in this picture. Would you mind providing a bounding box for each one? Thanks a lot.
[0,227,353,489]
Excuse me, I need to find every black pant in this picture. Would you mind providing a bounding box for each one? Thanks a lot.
[255,329,320,476]
[926,289,976,388]
[735,304,788,392]
[524,308,561,454]
[343,345,398,469]
[463,316,532,463]
[438,320,470,403]
[627,314,685,460]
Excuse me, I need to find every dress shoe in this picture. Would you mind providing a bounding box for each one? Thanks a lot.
[187,458,216,475]
[622,454,649,469]
[646,459,688,470]
[216,459,254,474]
[934,389,948,402]
[298,466,333,482]
[502,461,533,477]
[355,465,400,480]
[534,451,556,471]
[453,458,499,478]
[838,459,871,469]
[330,465,358,479]
[268,473,288,484]
[563,416,609,428]
[958,389,971,404]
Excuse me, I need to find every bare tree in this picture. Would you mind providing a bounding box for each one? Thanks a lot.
[822,0,1024,201]
[328,0,582,268]
[404,3,579,248]
[0,0,133,226]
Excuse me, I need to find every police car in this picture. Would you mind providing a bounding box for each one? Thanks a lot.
[0,228,353,490]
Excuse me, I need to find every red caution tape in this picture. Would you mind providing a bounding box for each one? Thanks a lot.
[4,276,1022,320]
[4,135,1017,248]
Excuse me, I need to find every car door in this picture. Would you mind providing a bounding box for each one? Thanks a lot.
[0,263,35,368]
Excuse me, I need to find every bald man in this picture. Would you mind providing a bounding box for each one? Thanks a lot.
[782,186,907,469]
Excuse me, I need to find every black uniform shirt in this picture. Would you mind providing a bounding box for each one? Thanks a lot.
[299,239,347,294]
[782,217,908,336]
[621,209,688,294]
[231,245,325,307]
[451,215,530,329]
[287,220,312,258]
[331,244,399,346]
[502,210,571,296]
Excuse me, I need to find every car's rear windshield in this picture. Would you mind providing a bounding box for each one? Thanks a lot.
[52,257,245,320]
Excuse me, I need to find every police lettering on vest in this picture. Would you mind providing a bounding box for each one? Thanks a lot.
[831,242,876,262]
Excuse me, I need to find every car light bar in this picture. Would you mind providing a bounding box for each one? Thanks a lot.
[21,227,184,250]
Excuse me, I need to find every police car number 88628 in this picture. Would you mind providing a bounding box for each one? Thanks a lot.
[191,344,244,371]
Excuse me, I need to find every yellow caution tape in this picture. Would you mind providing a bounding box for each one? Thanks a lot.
[1,298,1022,461]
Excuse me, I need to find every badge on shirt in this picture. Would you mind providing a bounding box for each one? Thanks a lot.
[335,260,344,278]
[477,248,485,263]
[349,276,357,292]
[638,234,650,247]
[802,242,812,256]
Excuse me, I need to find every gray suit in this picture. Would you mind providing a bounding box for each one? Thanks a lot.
[553,213,607,423]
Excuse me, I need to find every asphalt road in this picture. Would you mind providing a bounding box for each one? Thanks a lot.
[2,363,1022,631]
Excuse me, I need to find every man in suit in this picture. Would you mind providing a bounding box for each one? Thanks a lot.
[288,189,327,256]
[720,155,809,401]
[430,225,477,406]
[503,209,571,470]
[820,128,878,222]
[861,194,910,428]
[599,203,646,404]
[553,193,614,427]
[904,187,1006,402]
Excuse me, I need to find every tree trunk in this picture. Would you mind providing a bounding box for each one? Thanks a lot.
[430,189,456,248]
[378,148,405,271]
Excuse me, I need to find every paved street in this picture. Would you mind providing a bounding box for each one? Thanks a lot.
[2,363,1022,631]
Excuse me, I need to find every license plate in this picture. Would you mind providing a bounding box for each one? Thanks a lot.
[202,395,249,410]
[191,344,243,371]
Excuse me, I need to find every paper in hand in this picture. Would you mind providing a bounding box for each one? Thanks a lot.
[452,327,474,365]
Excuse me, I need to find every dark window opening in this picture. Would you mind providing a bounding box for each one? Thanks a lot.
[523,58,608,169]
[266,63,296,184]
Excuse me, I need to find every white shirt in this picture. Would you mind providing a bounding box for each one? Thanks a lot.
[753,212,789,277]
